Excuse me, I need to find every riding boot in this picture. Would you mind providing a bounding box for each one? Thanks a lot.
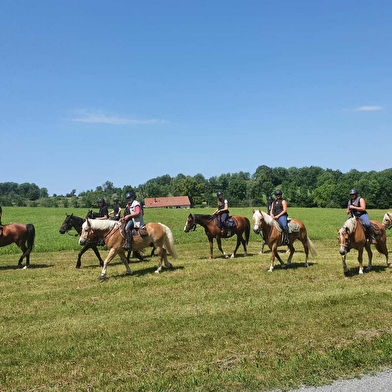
[123,231,132,250]
[365,226,376,244]
[282,229,290,245]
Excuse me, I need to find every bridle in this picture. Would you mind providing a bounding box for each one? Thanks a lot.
[338,227,350,251]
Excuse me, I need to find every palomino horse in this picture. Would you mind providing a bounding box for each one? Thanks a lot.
[382,212,392,230]
[0,223,35,268]
[252,209,316,272]
[337,217,390,276]
[79,219,177,281]
[183,213,250,259]
[59,213,105,268]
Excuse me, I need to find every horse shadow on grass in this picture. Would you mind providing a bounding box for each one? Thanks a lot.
[111,265,184,279]
[0,263,53,271]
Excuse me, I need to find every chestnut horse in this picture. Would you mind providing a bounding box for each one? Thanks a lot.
[183,213,250,259]
[79,219,177,281]
[382,212,392,230]
[337,217,390,276]
[0,223,35,268]
[252,209,316,272]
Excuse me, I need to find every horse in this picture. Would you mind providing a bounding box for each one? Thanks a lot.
[79,219,177,281]
[59,213,105,269]
[183,213,250,259]
[337,217,390,276]
[0,223,35,268]
[382,212,392,230]
[252,209,316,272]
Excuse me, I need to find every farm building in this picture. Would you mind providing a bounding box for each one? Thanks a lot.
[144,196,191,209]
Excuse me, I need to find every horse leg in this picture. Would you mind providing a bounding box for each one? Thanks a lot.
[216,237,228,259]
[230,234,242,258]
[374,240,390,267]
[119,250,132,276]
[100,248,127,282]
[286,243,295,265]
[341,255,352,276]
[17,243,28,268]
[91,244,104,267]
[357,247,366,274]
[364,244,373,273]
[154,247,173,273]
[260,239,265,254]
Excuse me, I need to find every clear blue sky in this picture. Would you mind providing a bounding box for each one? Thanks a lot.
[1,1,391,196]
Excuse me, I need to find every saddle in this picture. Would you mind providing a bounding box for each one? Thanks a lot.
[214,216,236,230]
[120,222,148,238]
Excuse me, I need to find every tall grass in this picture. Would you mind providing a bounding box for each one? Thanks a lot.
[0,207,391,391]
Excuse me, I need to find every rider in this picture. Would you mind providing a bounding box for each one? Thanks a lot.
[92,198,109,220]
[213,191,229,234]
[346,188,376,243]
[111,197,122,221]
[0,205,2,225]
[270,190,290,245]
[120,192,145,251]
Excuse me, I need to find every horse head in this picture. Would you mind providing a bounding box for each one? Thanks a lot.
[183,214,196,233]
[79,219,94,245]
[337,226,351,255]
[382,212,392,230]
[59,213,74,234]
[252,209,263,234]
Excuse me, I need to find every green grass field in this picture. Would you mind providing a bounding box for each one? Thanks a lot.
[1,207,391,391]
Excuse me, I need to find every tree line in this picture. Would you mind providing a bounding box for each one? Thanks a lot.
[1,166,391,209]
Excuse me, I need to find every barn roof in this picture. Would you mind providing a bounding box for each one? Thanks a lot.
[144,196,191,208]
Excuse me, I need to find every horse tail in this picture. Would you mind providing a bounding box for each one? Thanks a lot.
[23,223,35,257]
[306,237,317,257]
[159,223,178,259]
[245,218,250,245]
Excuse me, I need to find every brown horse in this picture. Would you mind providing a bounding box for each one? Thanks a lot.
[337,217,390,276]
[252,209,316,272]
[79,219,177,281]
[59,214,105,268]
[0,223,35,268]
[183,213,250,259]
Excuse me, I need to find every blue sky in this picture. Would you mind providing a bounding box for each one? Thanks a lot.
[1,1,391,196]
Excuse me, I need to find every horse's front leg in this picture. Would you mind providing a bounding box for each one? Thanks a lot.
[341,255,352,276]
[357,248,365,274]
[91,244,104,267]
[216,237,228,259]
[100,248,121,282]
[364,244,373,273]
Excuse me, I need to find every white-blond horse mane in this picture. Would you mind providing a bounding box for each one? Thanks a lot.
[340,217,356,235]
[254,209,281,230]
[83,219,121,231]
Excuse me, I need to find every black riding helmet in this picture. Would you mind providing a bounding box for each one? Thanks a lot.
[349,189,359,195]
[98,198,105,204]
[125,192,135,199]
[274,190,282,196]
[217,192,223,197]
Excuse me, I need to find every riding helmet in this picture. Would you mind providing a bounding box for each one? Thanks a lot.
[125,192,135,199]
[217,192,223,197]
[274,190,282,196]
[267,196,274,201]
[98,198,105,203]
[349,189,359,195]
[113,197,119,202]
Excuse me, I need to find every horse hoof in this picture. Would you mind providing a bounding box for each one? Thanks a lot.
[230,254,235,259]
[267,268,273,273]
[23,266,28,270]
[243,253,247,257]
[99,275,106,282]
[344,270,353,277]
